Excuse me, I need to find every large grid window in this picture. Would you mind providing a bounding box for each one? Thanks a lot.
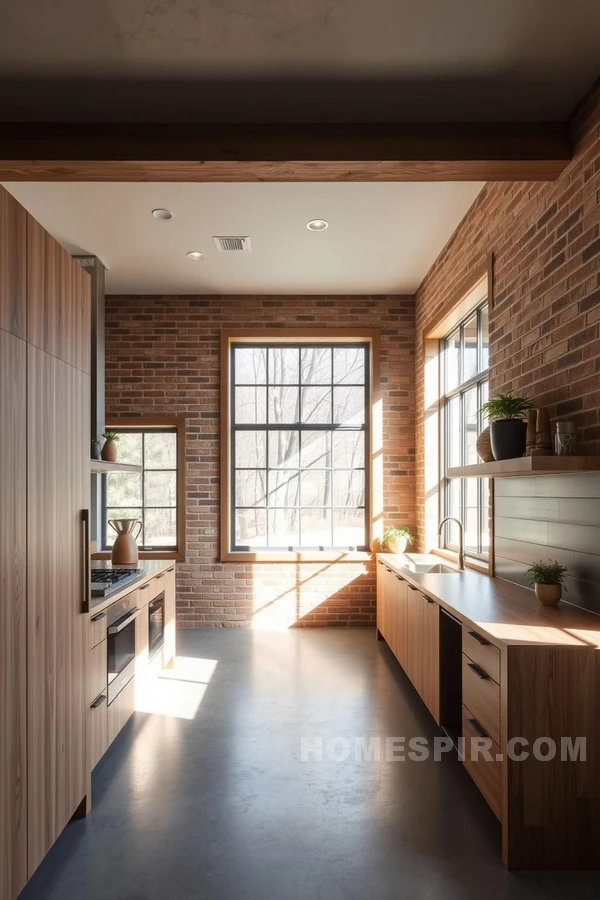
[231,343,369,551]
[102,427,179,552]
[442,304,490,559]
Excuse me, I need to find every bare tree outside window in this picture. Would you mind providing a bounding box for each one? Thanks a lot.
[232,344,369,550]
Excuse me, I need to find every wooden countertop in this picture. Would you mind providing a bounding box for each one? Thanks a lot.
[90,559,174,615]
[377,554,600,649]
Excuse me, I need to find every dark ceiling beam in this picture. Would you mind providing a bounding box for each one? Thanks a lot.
[0,122,571,182]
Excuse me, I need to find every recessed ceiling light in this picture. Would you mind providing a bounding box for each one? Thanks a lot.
[307,219,328,231]
[152,208,173,220]
[187,251,205,261]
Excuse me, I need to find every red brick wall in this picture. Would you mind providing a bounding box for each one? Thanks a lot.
[105,295,415,627]
[415,82,600,548]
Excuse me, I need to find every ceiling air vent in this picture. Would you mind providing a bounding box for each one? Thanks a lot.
[212,235,252,252]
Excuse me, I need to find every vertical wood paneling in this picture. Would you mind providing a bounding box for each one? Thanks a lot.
[0,187,27,339]
[27,215,91,374]
[0,329,28,900]
[27,346,89,876]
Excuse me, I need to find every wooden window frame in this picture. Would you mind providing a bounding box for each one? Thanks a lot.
[220,329,381,563]
[95,415,186,562]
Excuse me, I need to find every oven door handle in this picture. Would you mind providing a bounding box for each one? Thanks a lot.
[108,608,142,635]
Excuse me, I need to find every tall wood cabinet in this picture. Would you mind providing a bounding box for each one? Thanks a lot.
[0,329,27,900]
[0,185,91,899]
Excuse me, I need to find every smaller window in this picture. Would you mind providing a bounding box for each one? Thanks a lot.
[441,303,489,560]
[101,418,185,558]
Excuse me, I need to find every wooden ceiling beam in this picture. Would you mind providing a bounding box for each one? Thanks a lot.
[0,122,571,182]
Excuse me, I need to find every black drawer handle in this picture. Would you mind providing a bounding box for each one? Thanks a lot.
[467,661,489,680]
[167,567,175,573]
[468,630,490,646]
[90,611,106,622]
[395,574,404,581]
[139,583,150,590]
[425,597,434,604]
[90,694,107,709]
[407,585,418,591]
[467,717,489,740]
[155,573,165,580]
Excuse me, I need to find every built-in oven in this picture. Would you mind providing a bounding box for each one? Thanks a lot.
[148,592,165,661]
[107,592,141,705]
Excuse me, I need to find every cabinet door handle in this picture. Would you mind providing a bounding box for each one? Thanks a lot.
[395,575,404,581]
[425,597,434,604]
[467,717,489,740]
[407,585,418,591]
[81,509,90,613]
[468,630,490,646]
[90,694,107,709]
[155,573,165,580]
[467,661,489,680]
[90,611,107,622]
[139,583,150,590]
[167,567,175,573]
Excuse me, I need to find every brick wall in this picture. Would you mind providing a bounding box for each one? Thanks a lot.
[105,295,415,627]
[415,81,600,548]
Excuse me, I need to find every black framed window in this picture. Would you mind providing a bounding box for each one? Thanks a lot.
[442,304,490,559]
[102,427,178,551]
[231,343,369,551]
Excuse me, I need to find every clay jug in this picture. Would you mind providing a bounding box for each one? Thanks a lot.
[109,518,142,566]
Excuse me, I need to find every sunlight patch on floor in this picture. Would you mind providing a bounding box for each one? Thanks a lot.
[134,656,218,720]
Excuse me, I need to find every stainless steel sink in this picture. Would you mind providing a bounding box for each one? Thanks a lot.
[400,562,458,575]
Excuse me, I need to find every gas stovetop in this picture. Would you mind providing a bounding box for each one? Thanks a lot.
[91,568,142,597]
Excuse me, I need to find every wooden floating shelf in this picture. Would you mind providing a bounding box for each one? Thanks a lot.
[90,459,142,474]
[447,456,600,478]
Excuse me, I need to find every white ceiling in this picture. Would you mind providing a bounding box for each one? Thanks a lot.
[4,181,483,295]
[0,0,598,121]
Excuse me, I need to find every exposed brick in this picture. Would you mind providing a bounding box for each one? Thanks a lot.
[106,294,415,628]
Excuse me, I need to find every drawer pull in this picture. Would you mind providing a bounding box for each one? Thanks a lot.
[466,717,489,740]
[167,567,175,572]
[395,574,404,581]
[90,611,107,622]
[407,585,418,591]
[468,630,490,646]
[155,573,165,580]
[139,583,150,590]
[90,694,107,709]
[467,661,490,680]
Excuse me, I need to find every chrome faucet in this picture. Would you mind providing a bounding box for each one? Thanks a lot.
[437,517,465,570]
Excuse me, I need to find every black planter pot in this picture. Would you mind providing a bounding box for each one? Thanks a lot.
[490,419,527,460]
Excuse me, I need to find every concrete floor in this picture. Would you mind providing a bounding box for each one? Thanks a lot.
[21,628,600,900]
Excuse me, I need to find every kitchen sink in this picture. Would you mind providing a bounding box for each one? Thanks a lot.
[400,562,459,575]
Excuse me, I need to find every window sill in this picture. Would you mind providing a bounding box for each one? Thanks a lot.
[221,550,373,564]
[93,550,184,562]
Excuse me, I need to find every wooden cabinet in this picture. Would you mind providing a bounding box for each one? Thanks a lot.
[27,345,89,877]
[0,329,28,900]
[0,186,27,339]
[164,566,177,666]
[376,559,387,638]
[384,568,398,657]
[462,705,501,820]
[405,585,424,695]
[394,575,408,671]
[107,678,135,746]
[27,214,91,374]
[88,695,108,772]
[421,596,440,722]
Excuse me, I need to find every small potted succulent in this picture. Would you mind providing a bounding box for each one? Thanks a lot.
[525,560,568,607]
[481,392,536,460]
[381,526,414,554]
[101,430,120,462]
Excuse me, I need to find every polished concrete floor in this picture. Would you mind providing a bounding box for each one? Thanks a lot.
[21,628,600,900]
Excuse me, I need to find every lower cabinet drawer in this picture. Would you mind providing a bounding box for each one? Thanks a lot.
[462,653,501,745]
[89,694,108,770]
[89,607,108,649]
[88,640,107,706]
[462,625,501,684]
[107,677,135,747]
[462,705,502,820]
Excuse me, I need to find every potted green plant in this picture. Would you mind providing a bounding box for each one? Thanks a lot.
[381,526,414,554]
[525,560,568,607]
[101,430,120,462]
[480,392,536,460]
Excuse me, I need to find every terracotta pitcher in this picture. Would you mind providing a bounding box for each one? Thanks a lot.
[109,518,142,566]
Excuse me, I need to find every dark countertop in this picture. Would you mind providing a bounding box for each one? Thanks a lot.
[378,553,600,649]
[90,559,174,613]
